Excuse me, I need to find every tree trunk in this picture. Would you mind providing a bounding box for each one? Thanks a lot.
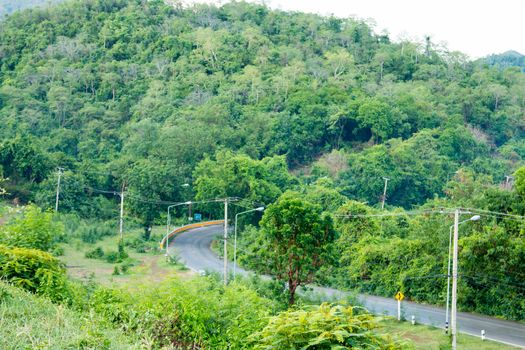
[288,279,298,305]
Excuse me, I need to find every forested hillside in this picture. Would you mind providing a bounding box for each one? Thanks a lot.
[0,0,63,17]
[1,0,525,330]
[482,50,525,72]
[1,0,524,218]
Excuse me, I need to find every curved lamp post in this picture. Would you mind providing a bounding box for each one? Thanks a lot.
[233,206,265,278]
[166,201,192,257]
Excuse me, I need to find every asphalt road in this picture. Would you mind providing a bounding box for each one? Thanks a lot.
[170,224,525,348]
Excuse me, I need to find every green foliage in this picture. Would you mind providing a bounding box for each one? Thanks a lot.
[339,130,464,208]
[85,246,104,259]
[335,201,381,248]
[88,276,276,349]
[0,0,525,326]
[0,280,138,349]
[481,51,525,72]
[0,245,70,302]
[0,0,522,219]
[194,150,295,215]
[251,303,404,349]
[78,222,114,243]
[252,191,336,304]
[515,165,525,198]
[0,135,51,190]
[303,178,348,213]
[459,227,525,319]
[0,204,64,252]
[355,97,409,143]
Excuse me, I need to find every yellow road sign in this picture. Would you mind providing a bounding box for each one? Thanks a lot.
[395,291,404,301]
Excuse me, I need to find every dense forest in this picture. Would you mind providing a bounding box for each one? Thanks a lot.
[0,0,63,17]
[1,0,525,324]
[481,50,525,72]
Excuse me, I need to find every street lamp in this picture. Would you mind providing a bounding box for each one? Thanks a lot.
[166,201,192,258]
[233,206,265,279]
[445,214,480,333]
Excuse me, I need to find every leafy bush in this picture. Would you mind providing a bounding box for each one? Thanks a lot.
[51,245,65,256]
[104,251,120,263]
[250,303,405,349]
[0,244,70,302]
[120,262,132,274]
[85,246,104,259]
[0,204,64,252]
[87,276,275,349]
[78,222,115,244]
[125,236,159,253]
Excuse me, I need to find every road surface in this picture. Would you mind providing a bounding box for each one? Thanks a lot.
[170,224,525,348]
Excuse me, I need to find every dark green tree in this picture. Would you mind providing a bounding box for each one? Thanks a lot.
[253,191,335,304]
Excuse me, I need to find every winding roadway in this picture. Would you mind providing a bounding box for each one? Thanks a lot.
[170,224,525,348]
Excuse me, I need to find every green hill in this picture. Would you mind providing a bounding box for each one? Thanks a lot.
[481,50,525,71]
[0,0,524,215]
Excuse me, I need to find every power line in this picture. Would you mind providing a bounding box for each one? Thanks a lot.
[333,208,455,219]
[460,207,525,220]
[333,207,525,223]
[461,275,525,293]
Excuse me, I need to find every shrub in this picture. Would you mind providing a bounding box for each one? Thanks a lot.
[86,276,275,349]
[85,247,105,259]
[117,240,127,259]
[250,303,405,349]
[105,251,119,263]
[51,246,65,256]
[120,262,132,274]
[79,223,114,244]
[0,245,70,302]
[0,204,64,252]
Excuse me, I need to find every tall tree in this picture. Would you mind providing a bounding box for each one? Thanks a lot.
[254,191,335,304]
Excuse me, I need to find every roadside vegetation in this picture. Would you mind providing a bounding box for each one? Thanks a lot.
[1,0,525,348]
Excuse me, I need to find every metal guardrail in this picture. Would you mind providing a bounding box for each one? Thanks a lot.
[159,220,224,249]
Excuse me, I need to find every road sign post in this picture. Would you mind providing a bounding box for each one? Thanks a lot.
[395,291,404,321]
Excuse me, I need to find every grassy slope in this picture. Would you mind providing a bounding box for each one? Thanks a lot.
[0,281,137,349]
[379,319,518,350]
[59,225,189,286]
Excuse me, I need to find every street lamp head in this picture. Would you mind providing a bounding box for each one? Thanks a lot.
[469,215,481,221]
[181,183,190,187]
[255,206,265,211]
[184,201,192,205]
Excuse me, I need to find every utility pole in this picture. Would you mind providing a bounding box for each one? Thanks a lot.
[381,177,390,209]
[223,198,228,285]
[119,185,125,242]
[444,214,480,335]
[55,167,64,212]
[445,225,453,334]
[451,209,459,350]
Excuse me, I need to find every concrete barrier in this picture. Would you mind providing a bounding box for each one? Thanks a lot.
[159,220,224,249]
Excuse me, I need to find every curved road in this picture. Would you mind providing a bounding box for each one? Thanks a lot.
[170,224,525,348]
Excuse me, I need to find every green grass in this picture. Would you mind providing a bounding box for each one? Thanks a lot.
[0,281,139,349]
[60,226,188,286]
[379,318,519,350]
